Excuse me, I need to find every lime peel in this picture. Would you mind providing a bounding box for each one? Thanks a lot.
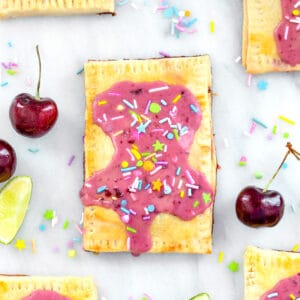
[0,176,32,244]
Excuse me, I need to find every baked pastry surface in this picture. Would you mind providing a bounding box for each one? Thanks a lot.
[0,0,114,18]
[82,56,216,254]
[243,0,300,74]
[0,276,98,300]
[244,246,300,299]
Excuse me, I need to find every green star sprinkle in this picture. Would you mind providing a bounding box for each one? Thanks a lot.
[202,193,211,204]
[152,140,165,152]
[227,261,239,272]
[43,209,54,220]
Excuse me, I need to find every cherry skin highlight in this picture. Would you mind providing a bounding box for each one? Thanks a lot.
[9,93,58,138]
[0,139,16,182]
[235,185,284,227]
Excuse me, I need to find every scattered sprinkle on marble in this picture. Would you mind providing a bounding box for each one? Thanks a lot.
[67,249,77,258]
[247,74,253,87]
[28,148,40,153]
[43,209,54,220]
[31,239,36,253]
[39,224,46,231]
[238,156,247,166]
[279,115,296,125]
[283,132,290,139]
[252,117,268,129]
[14,239,26,251]
[227,261,239,272]
[254,171,263,179]
[292,244,299,252]
[159,51,171,57]
[210,21,215,33]
[218,251,224,263]
[235,56,241,63]
[68,155,75,166]
[257,80,268,91]
[76,67,84,75]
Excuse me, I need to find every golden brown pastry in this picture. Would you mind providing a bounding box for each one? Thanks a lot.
[0,0,114,18]
[244,246,300,299]
[80,56,216,254]
[243,0,300,74]
[0,276,98,300]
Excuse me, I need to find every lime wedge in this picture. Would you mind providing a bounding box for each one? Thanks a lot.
[0,176,32,244]
[189,293,211,300]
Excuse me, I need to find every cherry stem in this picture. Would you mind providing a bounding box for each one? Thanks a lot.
[35,45,41,100]
[263,142,300,192]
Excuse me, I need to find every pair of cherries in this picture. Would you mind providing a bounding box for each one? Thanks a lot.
[0,46,58,183]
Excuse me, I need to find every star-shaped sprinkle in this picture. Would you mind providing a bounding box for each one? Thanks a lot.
[257,80,268,91]
[152,179,163,191]
[227,261,239,272]
[202,193,211,204]
[43,209,54,220]
[15,239,26,251]
[152,140,164,152]
[137,123,147,134]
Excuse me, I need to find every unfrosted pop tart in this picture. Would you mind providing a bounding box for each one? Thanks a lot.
[80,56,216,255]
[0,0,114,18]
[244,246,300,299]
[0,276,98,300]
[243,0,300,74]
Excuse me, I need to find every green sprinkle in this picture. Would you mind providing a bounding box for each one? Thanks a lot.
[6,69,16,76]
[151,157,157,163]
[136,160,143,167]
[28,148,40,153]
[283,132,290,139]
[43,209,54,220]
[173,129,179,141]
[149,102,161,114]
[193,200,199,208]
[63,220,69,229]
[202,193,211,204]
[126,226,137,234]
[238,161,246,167]
[254,172,263,179]
[272,125,278,134]
[141,152,151,157]
[227,261,239,272]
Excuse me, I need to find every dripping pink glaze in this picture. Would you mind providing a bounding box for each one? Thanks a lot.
[22,290,71,300]
[260,273,300,299]
[80,81,214,254]
[274,0,300,65]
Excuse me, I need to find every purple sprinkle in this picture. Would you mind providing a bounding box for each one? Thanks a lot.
[68,155,75,166]
[129,209,137,215]
[159,51,171,57]
[142,215,151,221]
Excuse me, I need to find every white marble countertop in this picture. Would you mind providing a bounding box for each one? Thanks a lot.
[1,1,300,299]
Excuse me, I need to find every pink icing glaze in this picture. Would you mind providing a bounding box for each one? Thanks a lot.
[80,81,214,254]
[274,0,300,65]
[260,273,300,299]
[22,290,71,300]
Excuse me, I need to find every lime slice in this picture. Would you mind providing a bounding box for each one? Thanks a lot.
[0,176,32,244]
[189,293,211,300]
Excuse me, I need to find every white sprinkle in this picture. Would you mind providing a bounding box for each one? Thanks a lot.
[177,179,183,189]
[150,166,163,175]
[164,145,168,153]
[122,172,131,177]
[159,117,171,124]
[267,292,278,298]
[223,138,229,148]
[163,130,169,136]
[290,18,300,24]
[126,237,131,250]
[295,1,300,8]
[247,73,253,87]
[186,183,200,189]
[122,99,134,109]
[130,119,138,127]
[133,99,138,109]
[172,177,176,187]
[144,207,149,215]
[148,86,169,93]
[103,113,107,122]
[126,148,135,161]
[235,56,241,63]
[96,118,102,123]
[284,25,289,40]
[111,115,125,120]
[113,130,123,137]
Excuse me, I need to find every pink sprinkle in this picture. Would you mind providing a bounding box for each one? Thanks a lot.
[108,92,121,96]
[67,240,74,249]
[294,1,300,8]
[145,100,151,114]
[122,215,130,223]
[187,28,198,34]
[297,24,300,31]
[126,148,135,161]
[159,51,171,57]
[175,24,186,32]
[240,156,247,162]
[284,25,289,40]
[150,165,162,175]
[143,293,153,300]
[156,5,169,11]
[247,74,253,87]
[68,155,75,166]
[185,169,195,184]
[74,223,83,235]
[249,122,257,134]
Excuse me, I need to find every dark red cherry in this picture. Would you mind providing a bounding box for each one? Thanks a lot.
[9,45,58,138]
[236,186,284,227]
[0,140,16,182]
[10,93,58,138]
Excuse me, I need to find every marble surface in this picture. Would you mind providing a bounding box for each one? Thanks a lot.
[1,1,300,299]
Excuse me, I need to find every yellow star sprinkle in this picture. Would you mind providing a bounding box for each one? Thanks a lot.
[15,239,26,251]
[152,179,163,191]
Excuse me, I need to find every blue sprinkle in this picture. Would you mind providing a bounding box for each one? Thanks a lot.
[73,237,82,243]
[1,82,8,87]
[163,7,174,18]
[282,162,288,169]
[190,104,199,113]
[28,148,40,153]
[144,183,151,190]
[121,199,127,206]
[160,99,167,106]
[176,167,181,176]
[120,207,130,215]
[7,41,12,47]
[252,117,268,129]
[76,67,84,75]
[164,185,172,195]
[188,188,192,197]
[257,80,268,91]
[172,6,179,17]
[121,166,137,172]
[167,132,174,140]
[186,18,198,27]
[138,180,143,190]
[147,204,155,213]
[97,186,107,193]
[117,0,129,5]
[39,224,46,231]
